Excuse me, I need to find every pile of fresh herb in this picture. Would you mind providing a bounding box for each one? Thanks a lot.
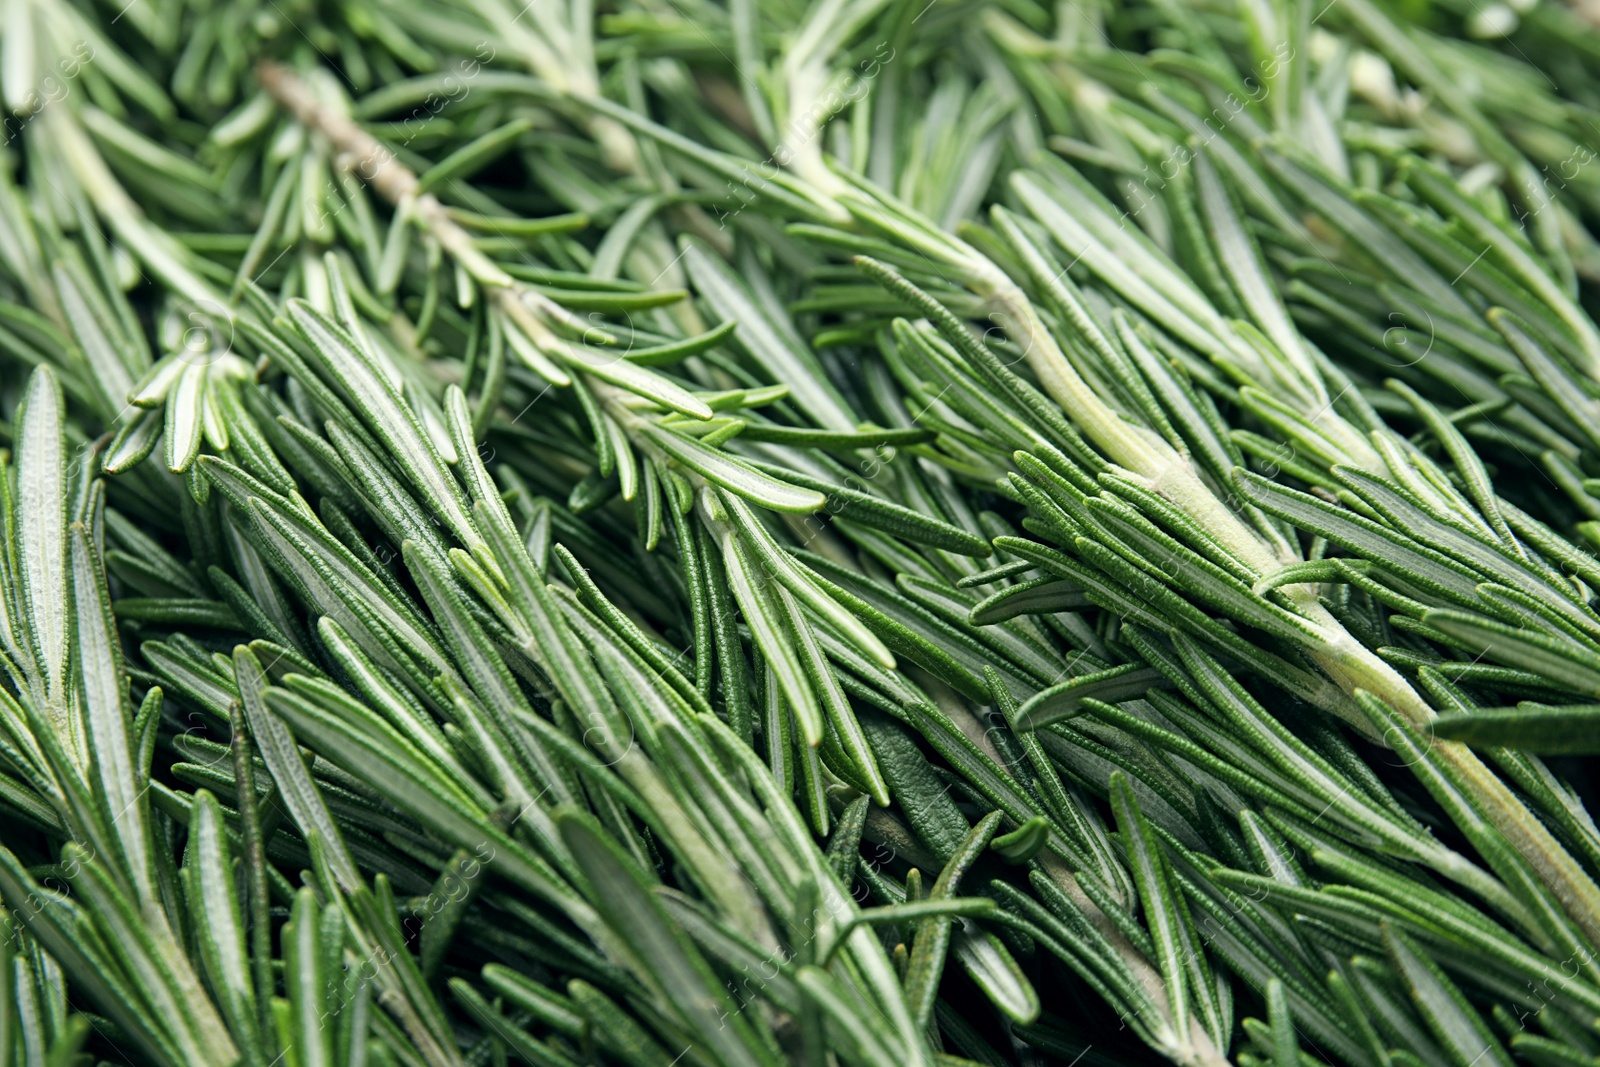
[2,0,1600,1063]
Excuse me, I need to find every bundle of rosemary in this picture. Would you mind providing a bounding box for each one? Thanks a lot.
[2,0,1600,1063]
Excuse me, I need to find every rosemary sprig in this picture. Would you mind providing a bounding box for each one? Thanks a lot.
[2,0,1600,1065]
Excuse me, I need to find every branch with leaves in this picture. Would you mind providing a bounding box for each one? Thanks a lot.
[2,0,1600,1065]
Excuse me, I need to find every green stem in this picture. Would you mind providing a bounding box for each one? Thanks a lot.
[966,248,1600,950]
[1038,854,1232,1067]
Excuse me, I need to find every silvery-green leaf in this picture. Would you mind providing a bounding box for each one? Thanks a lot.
[102,408,164,475]
[1383,925,1514,1067]
[643,424,824,513]
[53,261,137,417]
[794,967,906,1067]
[181,791,262,1060]
[561,341,713,420]
[233,644,362,892]
[556,809,776,1067]
[952,925,1040,1024]
[720,491,895,668]
[70,523,151,903]
[1193,153,1323,408]
[777,583,888,804]
[164,361,208,473]
[1424,610,1600,699]
[717,516,821,745]
[266,672,588,924]
[1016,665,1168,730]
[1111,772,1191,1045]
[1013,169,1233,363]
[1430,704,1600,754]
[2,0,35,115]
[1406,158,1600,379]
[17,367,68,720]
[743,460,990,556]
[969,577,1090,624]
[68,843,240,1064]
[406,540,575,810]
[239,490,451,684]
[286,300,484,556]
[683,238,855,432]
[905,811,1003,1027]
[450,979,586,1067]
[283,887,332,1067]
[128,352,188,408]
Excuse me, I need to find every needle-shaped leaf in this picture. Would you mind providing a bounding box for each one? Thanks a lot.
[723,530,822,745]
[1383,925,1514,1067]
[905,810,1004,1028]
[859,711,971,863]
[226,479,450,685]
[1234,469,1486,605]
[17,367,68,717]
[1265,979,1297,1067]
[1430,704,1600,754]
[736,423,934,450]
[407,541,574,810]
[743,460,990,556]
[1423,610,1600,698]
[103,408,164,474]
[623,319,739,366]
[969,577,1091,624]
[683,238,855,432]
[952,925,1040,1024]
[71,523,151,903]
[1013,169,1233,363]
[282,887,331,1067]
[286,300,484,556]
[719,491,895,668]
[1406,158,1600,378]
[450,979,585,1067]
[556,809,776,1067]
[164,362,208,472]
[416,117,535,193]
[1260,146,1474,319]
[777,583,888,804]
[265,678,588,924]
[1111,771,1190,1046]
[1193,154,1322,406]
[641,423,824,513]
[182,790,262,1063]
[553,542,711,718]
[560,343,713,420]
[233,644,361,892]
[791,550,992,700]
[1016,665,1170,730]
